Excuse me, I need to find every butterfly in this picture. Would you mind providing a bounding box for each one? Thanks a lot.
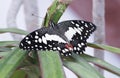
[19,20,96,56]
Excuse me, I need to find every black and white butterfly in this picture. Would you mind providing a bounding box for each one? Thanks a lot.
[19,20,96,56]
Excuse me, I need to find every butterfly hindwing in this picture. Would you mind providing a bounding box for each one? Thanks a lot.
[69,33,86,54]
[57,20,96,54]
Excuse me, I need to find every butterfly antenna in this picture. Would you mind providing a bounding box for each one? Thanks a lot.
[32,13,44,19]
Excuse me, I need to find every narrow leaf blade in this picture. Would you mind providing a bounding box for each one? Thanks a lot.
[81,54,120,76]
[0,47,27,78]
[88,43,120,54]
[0,28,28,35]
[37,51,65,78]
[63,54,104,78]
[0,41,19,47]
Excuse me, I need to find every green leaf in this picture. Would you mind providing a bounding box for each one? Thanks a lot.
[63,54,104,78]
[23,65,40,78]
[37,51,65,78]
[0,47,11,52]
[64,62,103,78]
[0,28,28,35]
[88,43,120,54]
[43,0,71,26]
[81,54,120,76]
[0,52,11,61]
[0,41,19,47]
[10,70,26,78]
[0,47,27,78]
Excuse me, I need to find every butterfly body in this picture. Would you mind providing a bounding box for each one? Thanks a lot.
[19,20,96,56]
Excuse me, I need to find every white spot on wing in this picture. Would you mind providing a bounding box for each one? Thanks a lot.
[78,44,81,48]
[31,46,34,48]
[85,33,88,35]
[90,23,93,26]
[85,23,88,27]
[38,38,42,43]
[27,41,31,44]
[81,21,84,23]
[65,27,76,40]
[74,47,76,50]
[35,35,39,39]
[81,27,84,29]
[65,49,69,51]
[74,27,81,35]
[53,47,57,50]
[71,21,75,24]
[42,36,47,44]
[35,40,38,43]
[62,50,65,53]
[48,45,52,47]
[35,45,38,47]
[25,37,29,39]
[81,42,84,46]
[45,34,66,43]
[21,43,23,46]
[35,31,38,35]
[75,23,79,27]
[78,28,82,32]
[65,54,68,56]
[80,36,83,40]
[86,30,89,32]
[57,47,61,50]
[77,47,80,50]
[69,53,72,55]
[39,46,42,48]
[76,52,79,54]
[24,47,26,49]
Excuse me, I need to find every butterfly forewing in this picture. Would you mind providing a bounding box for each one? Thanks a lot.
[19,27,69,52]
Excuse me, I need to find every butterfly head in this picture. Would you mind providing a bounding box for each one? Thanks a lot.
[49,21,56,27]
